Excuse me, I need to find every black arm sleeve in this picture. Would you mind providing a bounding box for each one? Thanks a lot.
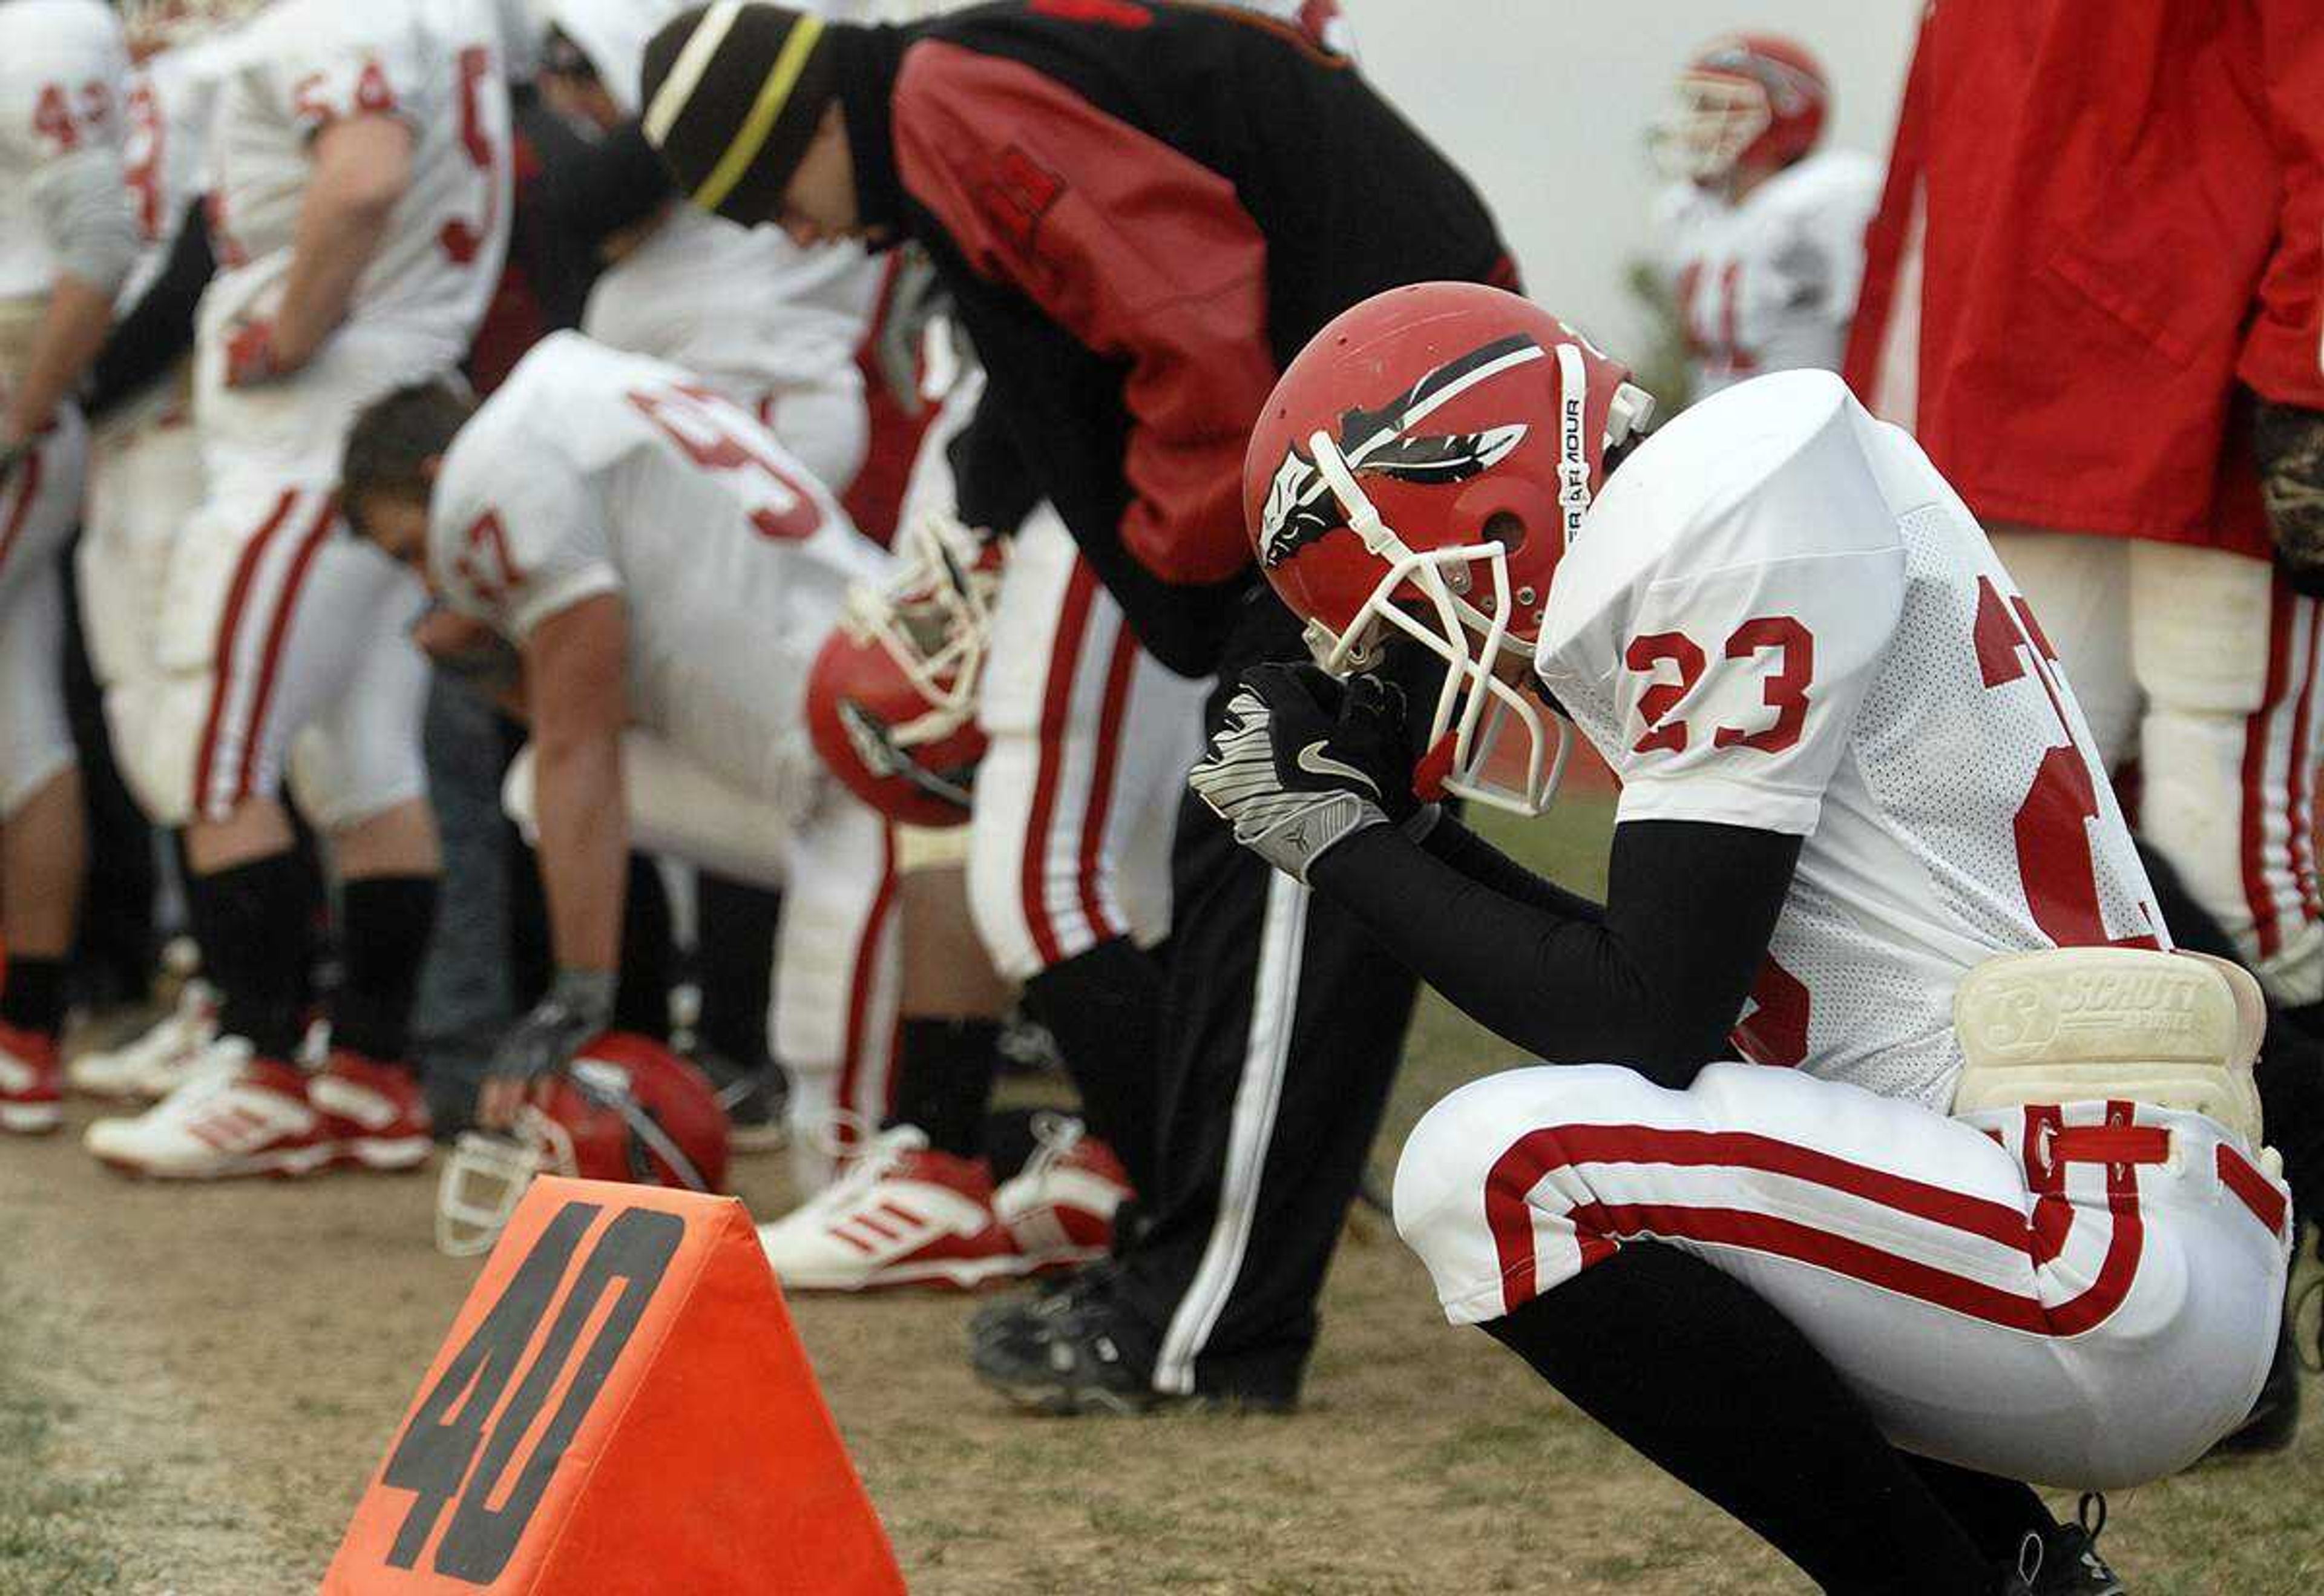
[1419,813,1606,925]
[1312,817,1802,1088]
[83,197,213,423]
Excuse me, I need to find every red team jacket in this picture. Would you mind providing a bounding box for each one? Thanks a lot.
[1844,0,2324,558]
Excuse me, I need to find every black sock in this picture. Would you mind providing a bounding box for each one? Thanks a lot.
[187,851,312,1060]
[1482,1244,1990,1595]
[885,1018,1001,1160]
[614,853,672,1039]
[1905,1456,2055,1564]
[695,874,780,1068]
[0,956,68,1038]
[332,874,438,1065]
[1020,938,1161,1194]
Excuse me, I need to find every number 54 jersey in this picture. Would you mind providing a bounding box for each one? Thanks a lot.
[1534,370,2160,1111]
[430,333,893,810]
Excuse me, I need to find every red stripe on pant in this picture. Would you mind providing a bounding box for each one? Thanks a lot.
[836,826,900,1149]
[2240,584,2299,958]
[1480,1114,2144,1335]
[1019,563,1100,968]
[0,446,42,571]
[1072,625,1141,946]
[192,490,300,819]
[231,494,341,806]
[2286,604,2322,921]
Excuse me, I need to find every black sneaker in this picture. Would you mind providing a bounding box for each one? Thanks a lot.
[970,1284,1164,1416]
[2030,1495,2125,1595]
[967,1259,1115,1348]
[691,1049,787,1154]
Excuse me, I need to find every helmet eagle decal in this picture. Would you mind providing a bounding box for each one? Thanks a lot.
[1258,333,1547,570]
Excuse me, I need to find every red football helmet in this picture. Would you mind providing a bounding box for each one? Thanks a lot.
[806,509,1000,829]
[1651,34,1830,185]
[1247,281,1655,814]
[435,1033,732,1256]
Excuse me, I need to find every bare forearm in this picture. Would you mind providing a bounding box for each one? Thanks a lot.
[4,275,114,439]
[533,732,628,974]
[271,194,395,367]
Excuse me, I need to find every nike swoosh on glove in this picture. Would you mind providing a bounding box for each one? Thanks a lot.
[1189,662,1419,884]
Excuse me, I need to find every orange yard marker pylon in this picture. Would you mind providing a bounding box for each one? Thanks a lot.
[323,1177,905,1595]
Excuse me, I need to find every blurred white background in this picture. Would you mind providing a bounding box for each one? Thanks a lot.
[1339,0,1923,356]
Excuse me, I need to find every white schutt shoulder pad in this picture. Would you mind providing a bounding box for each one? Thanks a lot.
[1952,947,2268,1152]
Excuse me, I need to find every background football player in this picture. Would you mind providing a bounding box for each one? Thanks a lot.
[340,331,904,1187]
[1649,33,1879,403]
[82,0,513,1179]
[1184,281,2283,1593]
[0,0,136,1134]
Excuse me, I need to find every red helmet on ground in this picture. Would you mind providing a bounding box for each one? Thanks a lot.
[436,1033,732,1256]
[806,510,1000,829]
[1246,280,1655,814]
[1652,33,1830,185]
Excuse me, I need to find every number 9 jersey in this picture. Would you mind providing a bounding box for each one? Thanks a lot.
[1535,369,2161,1108]
[200,0,510,362]
[428,333,893,812]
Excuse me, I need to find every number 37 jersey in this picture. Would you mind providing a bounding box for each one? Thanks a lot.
[430,334,891,807]
[1534,370,2159,1111]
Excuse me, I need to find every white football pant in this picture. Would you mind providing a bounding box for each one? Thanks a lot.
[1992,529,2324,1004]
[1396,1060,2290,1489]
[967,509,1206,980]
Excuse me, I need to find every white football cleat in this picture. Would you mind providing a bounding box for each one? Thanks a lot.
[993,1113,1134,1268]
[67,980,236,1102]
[757,1125,1029,1291]
[0,1022,62,1135]
[84,1055,336,1179]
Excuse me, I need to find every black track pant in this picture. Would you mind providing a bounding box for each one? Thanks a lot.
[1114,600,1426,1403]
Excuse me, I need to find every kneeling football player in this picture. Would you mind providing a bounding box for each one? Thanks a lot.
[341,331,900,1166]
[1187,283,2291,1592]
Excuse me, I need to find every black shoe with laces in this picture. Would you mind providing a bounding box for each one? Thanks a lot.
[967,1259,1116,1347]
[967,1272,1297,1416]
[2026,1495,2124,1595]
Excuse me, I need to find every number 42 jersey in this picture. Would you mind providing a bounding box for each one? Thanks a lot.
[1534,370,2160,1111]
[430,333,892,810]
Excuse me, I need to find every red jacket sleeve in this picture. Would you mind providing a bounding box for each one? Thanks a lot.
[2239,0,2324,408]
[890,41,1276,585]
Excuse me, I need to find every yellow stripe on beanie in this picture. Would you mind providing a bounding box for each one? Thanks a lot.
[693,13,826,214]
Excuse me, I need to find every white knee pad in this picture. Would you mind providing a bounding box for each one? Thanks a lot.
[0,559,74,818]
[1393,1065,1663,1324]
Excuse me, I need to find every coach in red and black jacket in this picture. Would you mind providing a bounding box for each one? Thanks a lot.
[642,0,1514,677]
[643,0,1521,1414]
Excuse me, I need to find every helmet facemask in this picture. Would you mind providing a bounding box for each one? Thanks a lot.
[846,510,999,760]
[433,1112,579,1258]
[1650,70,1772,183]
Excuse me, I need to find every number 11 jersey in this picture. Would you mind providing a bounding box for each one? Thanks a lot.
[1534,370,2159,1109]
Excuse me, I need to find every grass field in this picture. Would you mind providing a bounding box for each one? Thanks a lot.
[2,796,2320,1594]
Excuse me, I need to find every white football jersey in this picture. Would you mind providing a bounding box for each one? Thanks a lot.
[1653,149,1880,402]
[430,333,891,807]
[1535,370,2161,1110]
[200,0,512,355]
[0,0,130,304]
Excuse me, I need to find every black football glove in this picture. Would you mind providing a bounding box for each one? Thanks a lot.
[2256,398,2324,598]
[490,967,615,1084]
[1189,662,1422,883]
